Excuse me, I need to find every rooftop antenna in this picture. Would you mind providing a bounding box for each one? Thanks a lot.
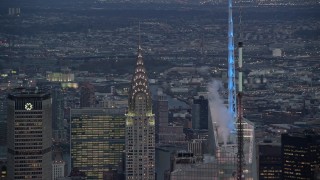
[237,1,245,180]
[138,21,141,49]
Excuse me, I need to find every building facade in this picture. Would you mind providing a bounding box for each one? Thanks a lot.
[153,89,168,143]
[71,108,126,179]
[52,146,66,180]
[257,141,282,179]
[282,130,320,179]
[52,161,66,180]
[52,87,66,143]
[0,94,7,161]
[126,45,155,179]
[80,82,95,108]
[192,96,208,130]
[7,88,52,180]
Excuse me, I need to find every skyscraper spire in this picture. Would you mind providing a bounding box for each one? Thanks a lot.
[128,34,152,114]
[126,35,155,180]
[138,21,141,49]
[228,0,237,123]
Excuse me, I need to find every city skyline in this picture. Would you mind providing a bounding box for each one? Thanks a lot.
[0,0,319,179]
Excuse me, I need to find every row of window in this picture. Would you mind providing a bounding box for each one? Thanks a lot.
[15,138,42,142]
[15,135,42,138]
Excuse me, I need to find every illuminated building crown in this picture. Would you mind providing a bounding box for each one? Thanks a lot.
[128,45,152,113]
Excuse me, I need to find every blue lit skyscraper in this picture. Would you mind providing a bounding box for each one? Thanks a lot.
[228,0,237,123]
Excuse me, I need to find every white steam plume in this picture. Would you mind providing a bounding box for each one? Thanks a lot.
[208,80,234,145]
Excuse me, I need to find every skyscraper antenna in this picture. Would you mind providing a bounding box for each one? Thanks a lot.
[239,2,243,41]
[228,0,236,123]
[138,22,141,49]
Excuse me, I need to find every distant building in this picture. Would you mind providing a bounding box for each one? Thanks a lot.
[8,8,20,16]
[272,48,282,57]
[0,123,6,161]
[80,82,95,107]
[153,89,169,143]
[59,167,86,180]
[52,146,66,180]
[281,130,320,179]
[53,161,66,180]
[71,108,126,179]
[256,141,282,179]
[47,72,75,82]
[158,125,185,144]
[192,96,208,130]
[126,45,155,179]
[7,88,52,180]
[0,95,7,161]
[51,87,64,130]
[170,151,217,180]
[52,87,66,142]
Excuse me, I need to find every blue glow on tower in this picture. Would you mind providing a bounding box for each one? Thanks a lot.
[228,0,237,125]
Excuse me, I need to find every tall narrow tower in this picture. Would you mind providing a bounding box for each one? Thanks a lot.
[126,45,155,180]
[228,0,236,122]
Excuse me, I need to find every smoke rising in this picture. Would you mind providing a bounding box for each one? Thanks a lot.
[208,80,234,145]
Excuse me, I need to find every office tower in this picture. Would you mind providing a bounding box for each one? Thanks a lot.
[126,45,155,179]
[80,82,95,107]
[153,89,168,143]
[257,141,282,179]
[282,130,320,180]
[71,108,126,179]
[192,96,208,130]
[7,88,52,180]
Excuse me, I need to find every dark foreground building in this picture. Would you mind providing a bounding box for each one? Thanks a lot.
[282,130,320,180]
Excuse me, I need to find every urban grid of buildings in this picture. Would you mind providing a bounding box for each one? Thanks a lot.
[0,0,320,180]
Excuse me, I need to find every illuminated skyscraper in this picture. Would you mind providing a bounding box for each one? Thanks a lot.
[126,45,155,179]
[7,88,52,180]
[70,108,126,179]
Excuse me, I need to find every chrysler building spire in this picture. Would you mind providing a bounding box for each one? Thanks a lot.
[126,40,155,180]
[128,44,152,114]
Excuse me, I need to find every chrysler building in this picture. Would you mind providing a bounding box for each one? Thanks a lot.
[125,45,155,180]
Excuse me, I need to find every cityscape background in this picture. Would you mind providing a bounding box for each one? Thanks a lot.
[0,0,319,179]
